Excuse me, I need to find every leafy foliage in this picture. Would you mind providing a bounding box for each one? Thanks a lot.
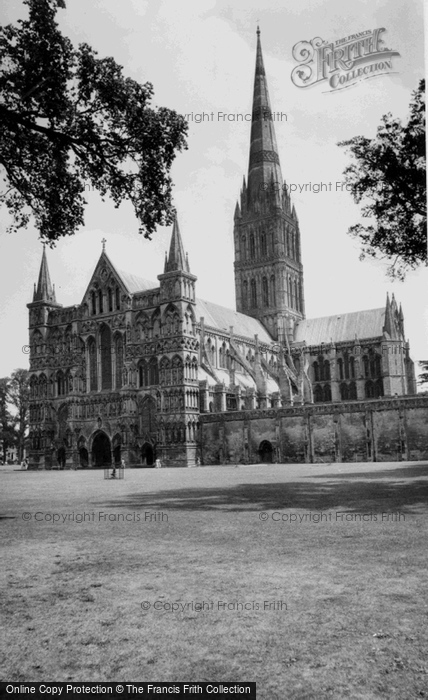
[338,80,426,279]
[0,377,16,462]
[418,360,428,388]
[9,369,30,461]
[0,0,188,242]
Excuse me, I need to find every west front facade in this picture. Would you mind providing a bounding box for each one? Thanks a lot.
[26,30,421,470]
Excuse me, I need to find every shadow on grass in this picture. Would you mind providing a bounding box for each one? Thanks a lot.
[310,464,428,480]
[97,465,428,514]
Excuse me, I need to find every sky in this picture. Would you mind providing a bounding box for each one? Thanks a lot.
[0,0,426,382]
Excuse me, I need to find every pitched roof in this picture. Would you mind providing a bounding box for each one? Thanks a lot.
[195,298,273,343]
[116,268,157,294]
[294,308,385,345]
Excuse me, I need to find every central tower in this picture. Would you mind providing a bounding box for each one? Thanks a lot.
[233,28,305,342]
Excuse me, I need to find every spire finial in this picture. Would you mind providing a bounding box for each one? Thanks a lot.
[102,237,106,252]
[256,24,260,37]
[34,244,55,303]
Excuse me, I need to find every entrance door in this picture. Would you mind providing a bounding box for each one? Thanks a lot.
[92,432,112,468]
[259,440,274,463]
[113,445,121,466]
[57,447,66,469]
[141,442,154,467]
[79,447,89,468]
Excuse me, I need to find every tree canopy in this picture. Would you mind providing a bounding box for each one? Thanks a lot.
[0,0,188,242]
[0,370,30,462]
[338,80,426,279]
[418,361,428,389]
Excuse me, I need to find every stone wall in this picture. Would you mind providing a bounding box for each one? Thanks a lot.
[198,396,428,464]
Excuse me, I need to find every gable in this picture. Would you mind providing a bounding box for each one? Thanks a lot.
[81,252,156,307]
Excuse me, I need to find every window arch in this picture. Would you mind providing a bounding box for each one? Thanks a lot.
[115,288,120,310]
[249,234,255,259]
[91,291,96,315]
[250,279,257,308]
[363,352,382,379]
[313,361,320,382]
[241,236,246,261]
[365,380,375,398]
[270,275,276,306]
[260,233,267,257]
[100,325,112,390]
[56,371,66,397]
[375,354,382,376]
[152,310,161,338]
[242,280,248,309]
[219,343,228,369]
[98,289,103,314]
[363,355,369,377]
[288,278,293,308]
[149,357,159,385]
[323,384,331,402]
[88,337,97,391]
[206,339,216,367]
[314,385,323,403]
[115,334,123,389]
[139,361,148,387]
[262,277,269,306]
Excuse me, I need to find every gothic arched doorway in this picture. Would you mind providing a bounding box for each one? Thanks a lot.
[259,440,274,463]
[57,447,66,469]
[112,434,121,466]
[79,448,89,468]
[141,442,154,467]
[92,431,112,468]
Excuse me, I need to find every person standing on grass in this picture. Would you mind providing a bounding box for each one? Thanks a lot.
[155,458,161,468]
[21,458,28,470]
[121,458,126,469]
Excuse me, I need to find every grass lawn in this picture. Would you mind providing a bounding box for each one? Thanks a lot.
[1,460,428,699]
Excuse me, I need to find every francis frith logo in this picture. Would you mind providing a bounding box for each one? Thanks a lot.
[291,28,400,91]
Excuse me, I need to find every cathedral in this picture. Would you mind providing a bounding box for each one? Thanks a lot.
[27,30,416,469]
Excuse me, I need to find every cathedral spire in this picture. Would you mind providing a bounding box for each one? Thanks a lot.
[33,244,56,303]
[165,216,190,273]
[247,27,283,199]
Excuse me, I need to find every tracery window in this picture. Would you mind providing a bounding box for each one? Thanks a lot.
[242,281,248,309]
[249,234,255,259]
[115,334,123,390]
[270,276,276,306]
[100,325,112,390]
[88,337,97,391]
[262,277,269,306]
[250,279,257,308]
